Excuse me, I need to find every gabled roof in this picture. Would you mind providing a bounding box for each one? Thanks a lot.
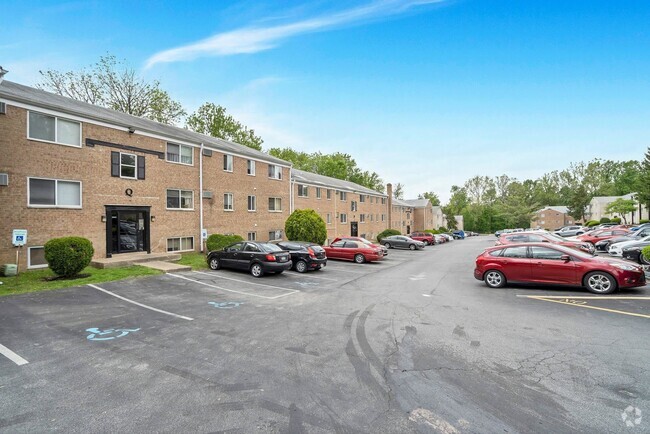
[291,169,386,196]
[0,80,290,166]
[392,198,413,208]
[536,206,570,214]
[402,199,431,208]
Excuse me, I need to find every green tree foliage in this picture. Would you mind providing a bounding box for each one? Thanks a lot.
[377,229,401,241]
[637,147,650,220]
[186,102,263,151]
[418,191,441,206]
[38,55,186,125]
[285,209,327,245]
[566,184,591,221]
[44,237,94,278]
[392,183,405,200]
[605,198,637,224]
[206,234,244,251]
[642,246,650,263]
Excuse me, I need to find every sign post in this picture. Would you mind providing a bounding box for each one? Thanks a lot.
[12,229,27,274]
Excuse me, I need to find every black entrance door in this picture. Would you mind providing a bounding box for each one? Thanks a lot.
[406,225,411,234]
[350,222,359,237]
[105,206,151,257]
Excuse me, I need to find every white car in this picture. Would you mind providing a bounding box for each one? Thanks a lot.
[608,235,650,256]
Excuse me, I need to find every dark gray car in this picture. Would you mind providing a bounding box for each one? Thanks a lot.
[380,235,425,250]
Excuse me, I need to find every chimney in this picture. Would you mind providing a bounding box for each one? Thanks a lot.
[386,183,393,229]
[0,66,7,84]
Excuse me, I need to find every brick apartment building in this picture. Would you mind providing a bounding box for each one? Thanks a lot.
[402,199,434,231]
[531,206,577,230]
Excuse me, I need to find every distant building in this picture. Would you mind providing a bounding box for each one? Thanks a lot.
[402,199,434,231]
[531,206,577,230]
[587,194,648,224]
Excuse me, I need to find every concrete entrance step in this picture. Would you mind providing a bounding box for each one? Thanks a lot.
[139,261,191,273]
[91,252,182,269]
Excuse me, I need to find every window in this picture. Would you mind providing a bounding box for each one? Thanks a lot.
[28,178,81,208]
[530,246,564,260]
[340,191,347,201]
[360,214,365,223]
[343,241,358,248]
[268,165,282,179]
[360,195,366,203]
[166,143,193,165]
[330,241,345,248]
[224,193,234,211]
[247,195,256,211]
[28,246,47,269]
[269,197,282,212]
[247,160,255,176]
[327,189,332,200]
[298,184,309,197]
[269,230,282,241]
[370,214,374,222]
[351,201,357,212]
[502,246,528,258]
[340,213,348,223]
[541,213,545,218]
[381,198,386,205]
[111,152,144,180]
[167,237,194,252]
[28,111,81,147]
[247,232,257,241]
[167,189,193,209]
[381,214,385,222]
[326,213,331,224]
[223,154,233,172]
[244,243,260,252]
[316,188,322,199]
[120,153,137,179]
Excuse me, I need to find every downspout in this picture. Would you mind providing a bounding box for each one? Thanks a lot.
[199,143,204,252]
[289,165,294,213]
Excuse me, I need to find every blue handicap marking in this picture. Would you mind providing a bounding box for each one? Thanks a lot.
[86,327,140,341]
[208,301,243,309]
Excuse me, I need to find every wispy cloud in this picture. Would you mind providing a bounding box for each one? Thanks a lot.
[145,0,445,68]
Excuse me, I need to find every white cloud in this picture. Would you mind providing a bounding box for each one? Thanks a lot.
[145,0,445,68]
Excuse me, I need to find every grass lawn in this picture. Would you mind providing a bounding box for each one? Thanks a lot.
[0,266,162,297]
[176,252,209,270]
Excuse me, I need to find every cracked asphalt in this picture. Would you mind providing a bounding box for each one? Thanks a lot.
[1,236,648,433]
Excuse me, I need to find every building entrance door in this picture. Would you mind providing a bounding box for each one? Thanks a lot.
[105,206,151,257]
[350,222,358,237]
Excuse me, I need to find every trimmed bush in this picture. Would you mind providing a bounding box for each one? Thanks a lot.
[438,226,448,233]
[599,217,611,223]
[639,219,650,224]
[642,246,650,264]
[206,234,244,252]
[44,237,94,278]
[377,229,401,242]
[424,229,439,234]
[285,209,327,245]
[611,217,622,224]
[585,220,600,227]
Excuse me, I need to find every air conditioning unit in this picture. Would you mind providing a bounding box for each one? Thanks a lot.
[202,190,213,199]
[202,149,212,157]
[0,173,8,186]
[0,102,6,114]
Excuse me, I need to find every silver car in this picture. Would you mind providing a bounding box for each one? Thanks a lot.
[380,235,426,250]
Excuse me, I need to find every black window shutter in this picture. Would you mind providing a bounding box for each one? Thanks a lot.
[111,151,120,177]
[137,156,146,180]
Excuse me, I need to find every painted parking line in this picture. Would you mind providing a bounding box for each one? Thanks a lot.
[0,343,29,366]
[515,295,650,299]
[88,284,194,321]
[280,272,339,282]
[192,271,303,292]
[521,295,650,319]
[168,273,299,300]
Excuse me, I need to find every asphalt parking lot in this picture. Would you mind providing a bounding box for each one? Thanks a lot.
[1,238,648,433]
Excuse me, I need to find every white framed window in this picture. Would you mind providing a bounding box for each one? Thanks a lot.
[28,246,48,269]
[269,197,282,212]
[370,214,374,222]
[268,164,282,180]
[247,232,257,241]
[268,230,282,241]
[28,111,81,147]
[28,177,82,208]
[351,201,357,212]
[167,237,194,252]
[298,184,308,197]
[316,188,322,199]
[166,143,193,165]
[247,160,255,176]
[120,152,137,179]
[381,214,385,222]
[360,214,366,223]
[167,189,194,210]
[224,193,234,211]
[541,213,545,218]
[381,198,386,205]
[223,154,233,172]
[326,213,332,224]
[359,195,366,203]
[340,213,348,223]
[339,191,347,201]
[247,195,256,211]
[327,189,332,200]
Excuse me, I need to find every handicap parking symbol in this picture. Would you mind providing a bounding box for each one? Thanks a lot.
[208,301,243,309]
[85,327,140,341]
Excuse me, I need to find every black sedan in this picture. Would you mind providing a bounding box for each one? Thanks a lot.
[273,240,327,272]
[622,241,650,265]
[207,241,292,277]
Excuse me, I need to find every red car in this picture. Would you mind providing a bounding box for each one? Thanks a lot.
[496,231,595,254]
[474,243,646,294]
[324,240,384,264]
[332,236,388,256]
[409,232,435,245]
[576,229,630,246]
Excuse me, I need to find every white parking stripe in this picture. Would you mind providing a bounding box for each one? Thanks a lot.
[0,343,29,366]
[168,273,298,300]
[88,284,194,321]
[192,271,301,292]
[280,272,338,281]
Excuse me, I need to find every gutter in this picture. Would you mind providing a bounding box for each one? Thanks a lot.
[199,142,204,252]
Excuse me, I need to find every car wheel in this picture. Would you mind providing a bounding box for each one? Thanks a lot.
[384,242,391,249]
[640,252,650,265]
[409,244,416,251]
[354,254,365,264]
[295,260,308,273]
[250,263,264,278]
[584,271,617,294]
[209,257,221,270]
[484,270,506,288]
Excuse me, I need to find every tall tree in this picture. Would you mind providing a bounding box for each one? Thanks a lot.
[186,103,263,151]
[636,147,650,219]
[566,184,591,221]
[605,198,637,224]
[38,55,186,125]
[418,191,441,206]
[393,183,405,200]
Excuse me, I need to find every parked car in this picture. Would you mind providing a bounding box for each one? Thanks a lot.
[380,235,426,250]
[323,240,384,263]
[474,243,647,294]
[575,229,631,246]
[607,235,650,257]
[332,236,388,256]
[595,226,650,252]
[553,226,586,237]
[630,223,650,232]
[622,242,650,265]
[495,229,513,237]
[452,230,465,239]
[272,240,327,272]
[495,230,595,254]
[207,241,292,277]
[440,234,454,242]
[409,232,435,245]
[433,234,446,244]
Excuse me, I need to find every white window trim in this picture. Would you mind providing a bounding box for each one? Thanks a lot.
[27,246,48,269]
[166,143,194,166]
[120,152,137,180]
[27,110,82,148]
[27,177,83,209]
[247,195,257,212]
[166,236,195,253]
[340,213,348,224]
[223,154,234,172]
[224,193,234,211]
[316,188,322,199]
[339,191,347,201]
[247,231,257,241]
[166,189,195,211]
[247,160,256,176]
[269,197,283,212]
[326,213,332,224]
[268,165,283,180]
[298,185,308,197]
[327,189,332,200]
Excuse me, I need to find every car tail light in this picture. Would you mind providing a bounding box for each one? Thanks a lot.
[307,247,316,258]
[265,254,277,261]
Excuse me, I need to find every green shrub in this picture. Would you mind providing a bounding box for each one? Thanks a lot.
[585,220,600,227]
[639,219,650,224]
[285,209,327,245]
[44,237,94,278]
[642,246,650,263]
[599,217,611,223]
[438,226,448,233]
[377,229,401,241]
[206,234,244,251]
[611,217,622,224]
[424,229,439,234]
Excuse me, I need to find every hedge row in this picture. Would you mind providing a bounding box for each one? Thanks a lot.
[206,234,244,251]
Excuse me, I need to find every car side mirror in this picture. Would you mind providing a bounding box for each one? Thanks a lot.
[560,254,571,262]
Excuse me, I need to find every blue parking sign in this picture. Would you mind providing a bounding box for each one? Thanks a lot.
[12,229,27,246]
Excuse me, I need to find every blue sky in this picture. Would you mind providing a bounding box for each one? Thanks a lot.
[2,0,650,201]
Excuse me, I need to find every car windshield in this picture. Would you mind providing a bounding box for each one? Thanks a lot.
[545,232,570,242]
[358,238,374,244]
[260,243,283,253]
